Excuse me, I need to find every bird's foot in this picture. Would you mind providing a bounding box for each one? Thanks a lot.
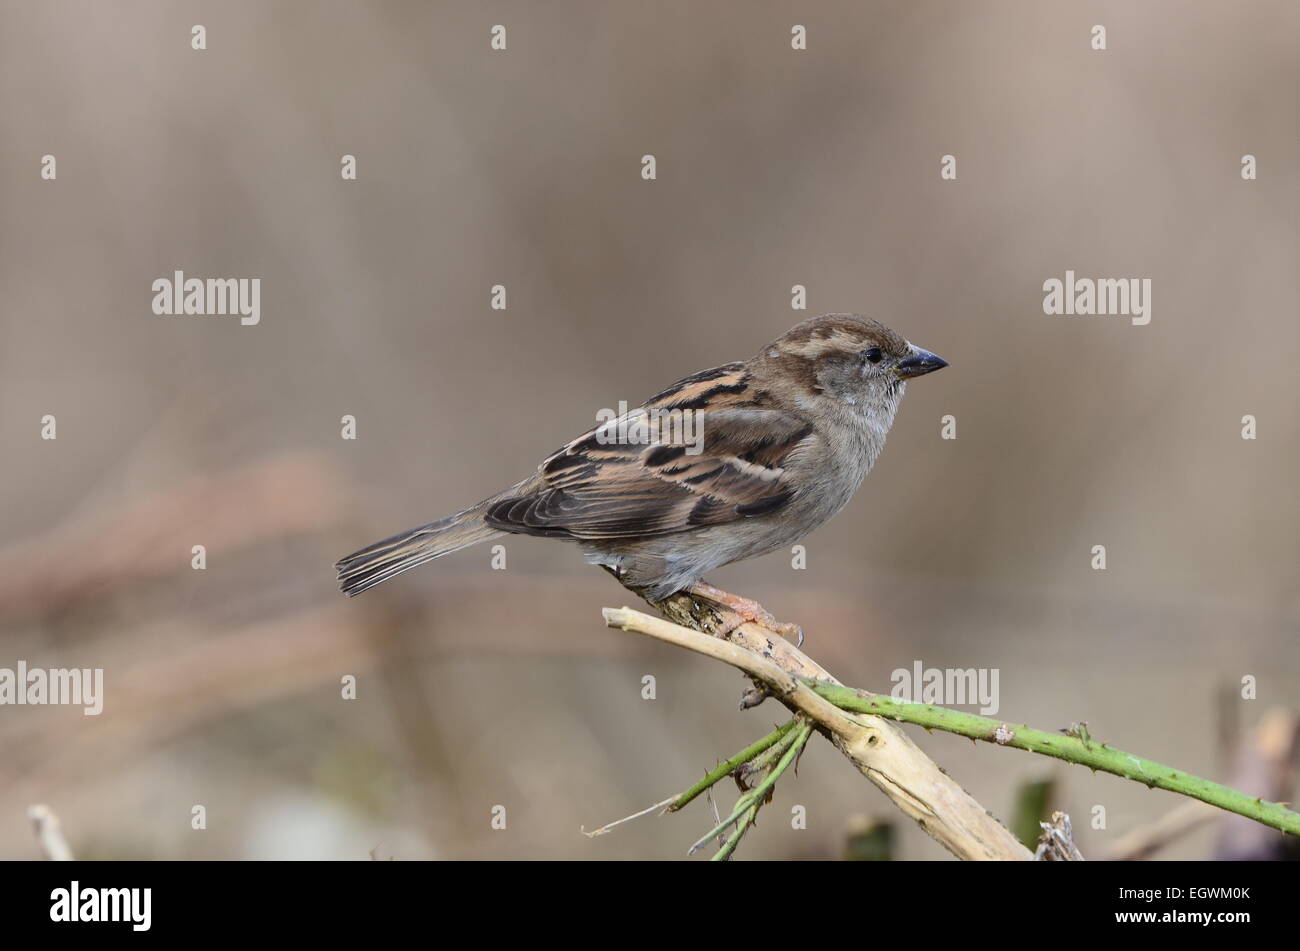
[688,582,804,647]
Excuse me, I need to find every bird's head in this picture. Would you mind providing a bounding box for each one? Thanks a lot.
[757,314,947,414]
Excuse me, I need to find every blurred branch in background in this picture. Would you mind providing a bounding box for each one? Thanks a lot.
[1104,800,1219,862]
[1213,709,1300,861]
[0,452,345,622]
[0,452,382,788]
[27,804,73,861]
[0,450,430,858]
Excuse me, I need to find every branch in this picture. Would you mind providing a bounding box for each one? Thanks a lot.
[689,720,814,860]
[27,804,73,861]
[583,717,811,859]
[1104,800,1217,861]
[1034,811,1085,861]
[802,683,1300,838]
[0,451,345,623]
[1214,707,1300,859]
[603,605,1033,861]
[668,719,798,813]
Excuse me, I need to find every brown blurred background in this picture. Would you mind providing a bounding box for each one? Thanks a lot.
[0,1,1296,860]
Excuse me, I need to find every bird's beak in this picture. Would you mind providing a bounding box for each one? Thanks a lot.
[894,346,948,379]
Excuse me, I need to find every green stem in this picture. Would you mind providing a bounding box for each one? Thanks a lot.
[744,723,804,774]
[804,680,1300,838]
[712,803,760,862]
[689,722,813,854]
[669,719,796,812]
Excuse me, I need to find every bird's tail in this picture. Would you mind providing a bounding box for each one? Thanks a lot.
[335,501,505,597]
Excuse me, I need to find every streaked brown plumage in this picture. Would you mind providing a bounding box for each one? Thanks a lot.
[335,314,946,614]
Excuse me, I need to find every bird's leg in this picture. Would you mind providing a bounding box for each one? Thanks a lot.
[686,581,804,647]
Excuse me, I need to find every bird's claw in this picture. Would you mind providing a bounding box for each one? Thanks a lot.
[726,601,804,648]
[689,582,804,647]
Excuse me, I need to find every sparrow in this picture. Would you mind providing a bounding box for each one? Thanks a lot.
[335,314,947,639]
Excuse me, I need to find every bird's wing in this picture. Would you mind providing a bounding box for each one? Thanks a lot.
[484,364,815,540]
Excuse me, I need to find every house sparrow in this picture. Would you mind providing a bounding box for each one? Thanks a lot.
[335,314,946,639]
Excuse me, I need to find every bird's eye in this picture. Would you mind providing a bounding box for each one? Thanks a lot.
[863,347,883,365]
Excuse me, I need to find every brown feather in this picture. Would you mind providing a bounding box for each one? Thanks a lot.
[484,397,813,540]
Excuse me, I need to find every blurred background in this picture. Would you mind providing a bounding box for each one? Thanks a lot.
[0,0,1296,860]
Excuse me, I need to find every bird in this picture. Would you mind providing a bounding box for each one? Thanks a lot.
[335,313,947,641]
